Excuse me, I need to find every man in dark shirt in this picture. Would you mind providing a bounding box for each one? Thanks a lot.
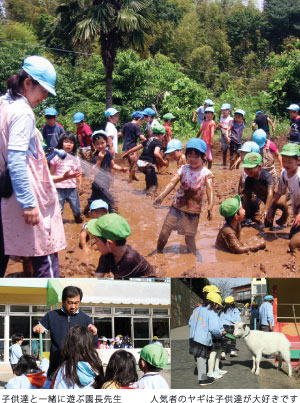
[87,213,160,278]
[241,152,288,227]
[251,110,275,137]
[32,286,97,377]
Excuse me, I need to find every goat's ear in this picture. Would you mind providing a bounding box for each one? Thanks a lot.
[243,324,247,330]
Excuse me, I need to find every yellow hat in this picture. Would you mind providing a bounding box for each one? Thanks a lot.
[225,296,235,304]
[206,292,222,305]
[203,285,220,294]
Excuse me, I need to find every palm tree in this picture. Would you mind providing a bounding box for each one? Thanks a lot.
[54,0,154,107]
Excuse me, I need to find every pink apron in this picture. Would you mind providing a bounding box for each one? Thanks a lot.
[0,100,66,257]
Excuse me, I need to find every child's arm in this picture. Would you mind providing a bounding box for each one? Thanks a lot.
[237,174,244,195]
[154,173,181,206]
[274,151,283,171]
[293,212,300,228]
[122,144,143,159]
[267,117,275,133]
[79,229,89,252]
[210,123,215,144]
[251,122,257,131]
[226,123,232,143]
[154,146,168,167]
[192,110,197,123]
[266,192,281,222]
[111,160,127,172]
[205,176,214,220]
[107,136,114,156]
[196,125,203,138]
[231,155,242,170]
[264,185,275,217]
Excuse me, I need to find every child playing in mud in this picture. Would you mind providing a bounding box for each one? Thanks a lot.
[236,141,260,195]
[122,111,146,182]
[252,129,283,183]
[154,138,213,254]
[122,125,168,193]
[228,109,246,169]
[87,213,160,278]
[197,107,216,169]
[73,112,93,161]
[241,152,288,227]
[215,194,266,253]
[164,139,186,167]
[79,200,108,252]
[218,103,233,168]
[267,143,300,252]
[86,131,127,213]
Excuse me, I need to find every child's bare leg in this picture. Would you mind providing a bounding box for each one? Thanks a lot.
[157,228,172,252]
[185,235,196,254]
[289,231,300,252]
[22,257,33,277]
[222,151,227,167]
[207,160,212,169]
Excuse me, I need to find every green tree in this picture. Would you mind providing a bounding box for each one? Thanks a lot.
[52,0,154,107]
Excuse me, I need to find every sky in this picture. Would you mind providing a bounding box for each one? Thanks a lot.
[208,278,251,287]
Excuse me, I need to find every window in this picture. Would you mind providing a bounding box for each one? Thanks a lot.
[134,318,149,339]
[94,307,111,315]
[0,305,5,313]
[153,308,169,315]
[94,317,112,339]
[80,306,92,314]
[10,316,30,339]
[0,316,4,338]
[115,308,131,315]
[10,305,30,313]
[134,308,150,315]
[153,318,169,339]
[32,306,49,313]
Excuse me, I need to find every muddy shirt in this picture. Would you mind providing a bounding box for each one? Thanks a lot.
[277,168,300,216]
[122,122,142,151]
[215,223,264,254]
[244,169,274,203]
[96,245,157,278]
[139,138,163,164]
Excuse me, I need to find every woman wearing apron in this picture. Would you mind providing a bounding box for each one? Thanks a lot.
[0,56,66,277]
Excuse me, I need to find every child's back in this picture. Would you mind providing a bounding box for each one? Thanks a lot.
[136,373,168,389]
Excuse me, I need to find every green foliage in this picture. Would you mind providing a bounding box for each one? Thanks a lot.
[0,21,37,43]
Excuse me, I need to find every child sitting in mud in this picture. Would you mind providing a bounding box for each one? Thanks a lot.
[79,200,109,252]
[267,143,300,252]
[164,139,186,167]
[241,152,288,228]
[154,138,213,254]
[215,195,266,253]
[87,213,161,278]
[122,125,168,194]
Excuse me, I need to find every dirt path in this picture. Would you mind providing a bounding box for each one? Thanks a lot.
[171,324,300,389]
[5,148,300,278]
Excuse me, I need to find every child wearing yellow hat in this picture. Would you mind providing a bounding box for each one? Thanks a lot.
[215,195,265,253]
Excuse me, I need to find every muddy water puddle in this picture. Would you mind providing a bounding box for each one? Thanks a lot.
[6,155,300,278]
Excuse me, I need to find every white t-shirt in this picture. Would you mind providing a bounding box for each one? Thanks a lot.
[135,373,169,389]
[219,115,233,136]
[146,118,160,136]
[277,168,300,216]
[105,121,118,154]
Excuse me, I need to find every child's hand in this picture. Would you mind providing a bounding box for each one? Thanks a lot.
[292,213,300,228]
[98,150,106,159]
[122,153,128,160]
[121,167,127,172]
[63,169,81,180]
[153,197,162,207]
[163,159,169,167]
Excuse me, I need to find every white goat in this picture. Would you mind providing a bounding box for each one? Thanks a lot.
[233,322,292,377]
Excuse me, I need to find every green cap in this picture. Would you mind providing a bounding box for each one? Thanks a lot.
[152,124,166,135]
[219,195,241,218]
[163,113,175,120]
[87,213,131,241]
[280,143,300,157]
[140,344,169,369]
[241,152,262,168]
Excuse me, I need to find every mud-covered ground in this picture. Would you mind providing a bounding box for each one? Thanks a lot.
[5,146,300,278]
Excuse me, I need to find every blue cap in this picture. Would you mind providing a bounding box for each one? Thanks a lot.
[204,107,214,113]
[105,107,119,118]
[89,200,109,211]
[287,104,300,112]
[253,129,267,148]
[143,107,156,117]
[186,138,207,153]
[256,110,264,114]
[131,111,144,119]
[234,109,246,116]
[22,56,56,96]
[44,107,58,116]
[264,295,274,301]
[204,99,214,106]
[221,103,231,110]
[238,141,260,153]
[164,139,183,154]
[73,112,85,123]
